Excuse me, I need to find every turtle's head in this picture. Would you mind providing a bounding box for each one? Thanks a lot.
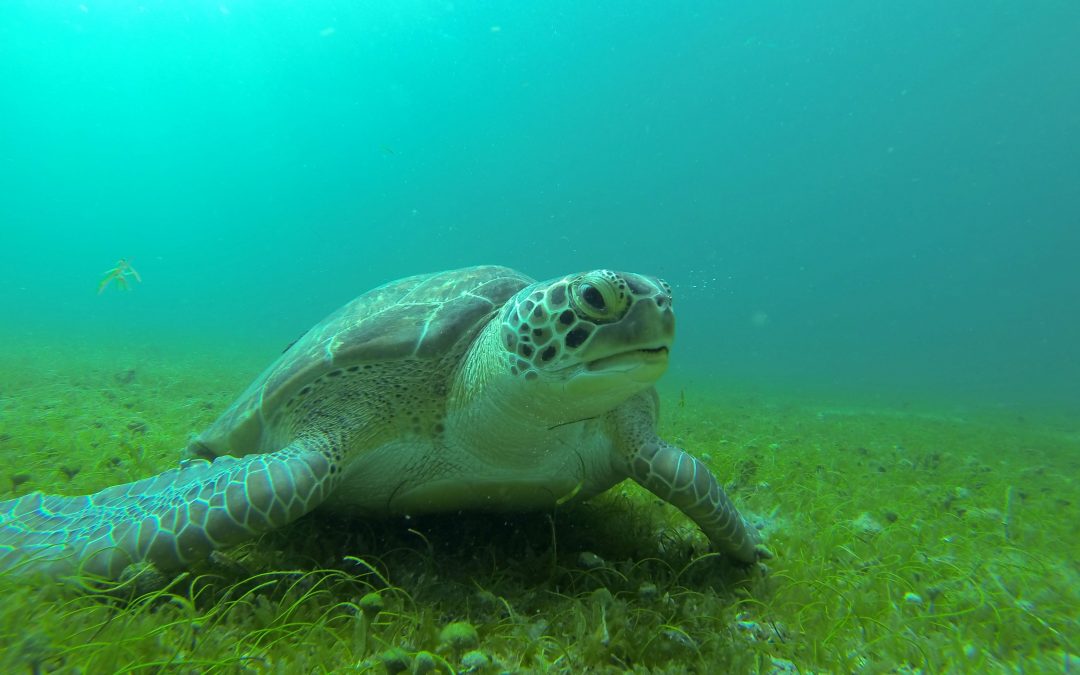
[498,270,674,417]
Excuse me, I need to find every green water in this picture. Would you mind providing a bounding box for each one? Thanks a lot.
[2,1,1078,406]
[1,1,1078,672]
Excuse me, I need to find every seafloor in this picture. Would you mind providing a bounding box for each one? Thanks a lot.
[0,337,1076,673]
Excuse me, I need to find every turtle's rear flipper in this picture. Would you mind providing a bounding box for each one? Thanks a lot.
[0,436,340,579]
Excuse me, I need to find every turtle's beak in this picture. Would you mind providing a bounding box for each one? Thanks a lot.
[580,292,675,366]
[586,345,669,372]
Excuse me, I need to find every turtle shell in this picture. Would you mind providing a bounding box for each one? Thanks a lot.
[190,265,532,459]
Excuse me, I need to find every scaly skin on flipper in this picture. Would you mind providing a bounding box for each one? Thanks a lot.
[614,392,762,564]
[0,265,767,580]
[0,435,340,578]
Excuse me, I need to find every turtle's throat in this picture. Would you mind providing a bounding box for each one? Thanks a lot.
[448,322,663,450]
[449,322,565,442]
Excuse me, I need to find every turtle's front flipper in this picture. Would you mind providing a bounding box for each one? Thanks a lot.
[614,393,764,566]
[0,435,340,579]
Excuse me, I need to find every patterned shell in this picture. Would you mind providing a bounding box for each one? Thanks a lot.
[190,265,533,458]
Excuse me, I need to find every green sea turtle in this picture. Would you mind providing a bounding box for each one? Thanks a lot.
[0,266,764,579]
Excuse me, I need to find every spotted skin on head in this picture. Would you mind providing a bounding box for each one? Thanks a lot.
[500,270,674,379]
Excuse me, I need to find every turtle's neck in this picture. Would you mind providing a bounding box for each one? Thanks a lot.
[442,319,661,494]
[447,320,575,451]
[446,317,664,458]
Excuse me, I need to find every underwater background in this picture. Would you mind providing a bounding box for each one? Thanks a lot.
[1,1,1078,673]
[2,0,1078,409]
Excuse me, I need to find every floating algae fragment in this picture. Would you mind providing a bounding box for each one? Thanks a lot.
[97,258,142,294]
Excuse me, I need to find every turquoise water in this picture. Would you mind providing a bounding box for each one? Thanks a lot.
[1,5,1079,671]
[2,1,1078,408]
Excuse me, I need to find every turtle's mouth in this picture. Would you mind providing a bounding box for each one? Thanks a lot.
[586,346,669,372]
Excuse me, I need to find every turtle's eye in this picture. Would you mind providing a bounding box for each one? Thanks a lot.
[581,284,605,311]
[570,276,622,321]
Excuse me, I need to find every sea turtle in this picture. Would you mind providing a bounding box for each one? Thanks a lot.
[0,266,765,579]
